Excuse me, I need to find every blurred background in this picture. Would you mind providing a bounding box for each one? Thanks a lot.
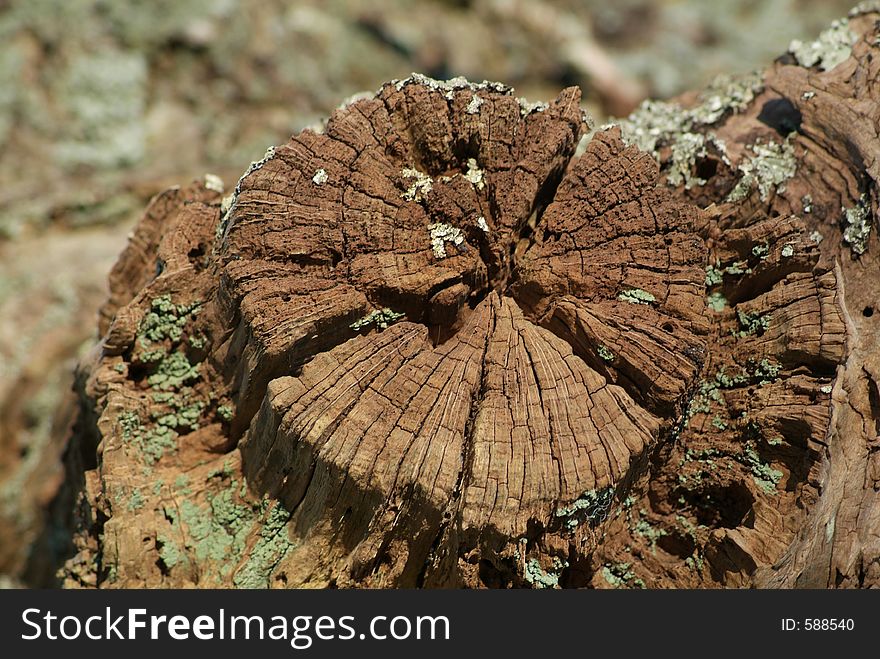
[0,0,856,586]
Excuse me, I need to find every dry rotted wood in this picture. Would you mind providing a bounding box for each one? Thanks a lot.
[57,9,880,588]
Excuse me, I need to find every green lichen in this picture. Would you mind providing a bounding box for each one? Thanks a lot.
[617,288,656,305]
[842,195,872,256]
[688,379,725,418]
[617,99,690,156]
[711,415,728,430]
[117,410,177,465]
[179,485,254,568]
[705,264,724,286]
[135,296,204,404]
[715,366,749,389]
[174,474,190,495]
[633,513,666,550]
[139,349,166,364]
[138,295,201,345]
[157,534,185,570]
[207,459,235,480]
[147,351,200,390]
[687,359,782,427]
[789,18,856,71]
[127,488,145,512]
[524,557,567,589]
[734,309,772,338]
[233,503,296,589]
[751,244,770,260]
[597,345,615,362]
[217,404,234,422]
[140,426,177,464]
[723,260,752,276]
[666,132,715,189]
[691,71,765,124]
[753,359,782,383]
[707,292,727,312]
[850,2,880,17]
[119,410,142,440]
[350,307,405,331]
[619,71,761,156]
[555,486,615,530]
[781,243,795,258]
[616,71,761,188]
[151,390,205,432]
[742,442,783,494]
[685,553,705,573]
[601,562,645,589]
[726,138,797,203]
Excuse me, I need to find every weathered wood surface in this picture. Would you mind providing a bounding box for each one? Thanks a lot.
[58,8,880,588]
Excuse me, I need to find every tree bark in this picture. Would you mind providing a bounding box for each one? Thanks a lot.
[58,7,880,588]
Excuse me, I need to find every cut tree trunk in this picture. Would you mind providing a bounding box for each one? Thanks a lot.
[57,7,880,588]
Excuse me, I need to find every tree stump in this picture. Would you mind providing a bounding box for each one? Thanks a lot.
[60,7,880,588]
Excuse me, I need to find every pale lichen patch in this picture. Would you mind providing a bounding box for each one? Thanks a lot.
[393,73,509,99]
[842,195,872,255]
[312,168,328,185]
[707,292,727,312]
[204,173,224,193]
[725,138,797,203]
[517,97,548,116]
[350,308,405,331]
[691,71,764,125]
[429,223,465,259]
[666,132,721,189]
[476,216,489,232]
[555,487,616,529]
[618,70,762,159]
[524,557,567,589]
[463,158,485,190]
[617,99,688,156]
[465,94,483,115]
[401,167,433,202]
[618,288,656,305]
[734,310,772,338]
[602,562,645,589]
[789,18,856,71]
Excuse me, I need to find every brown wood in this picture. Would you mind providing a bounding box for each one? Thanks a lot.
[58,8,880,588]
